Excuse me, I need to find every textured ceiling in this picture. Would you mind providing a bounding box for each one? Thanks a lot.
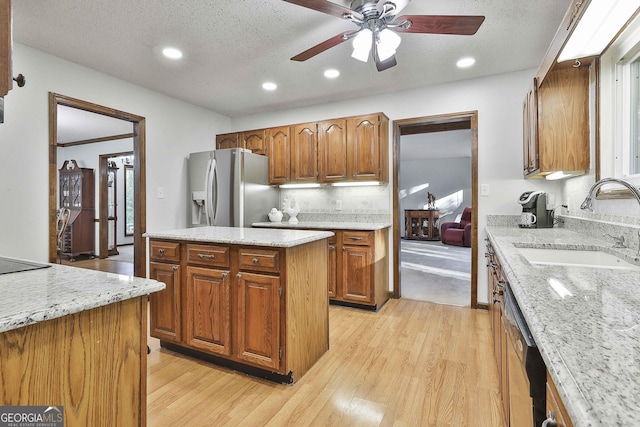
[13,0,572,119]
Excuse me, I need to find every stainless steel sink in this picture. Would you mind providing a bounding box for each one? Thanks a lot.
[0,257,51,275]
[516,248,640,271]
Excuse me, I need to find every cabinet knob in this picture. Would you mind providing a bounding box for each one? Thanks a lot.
[236,273,242,279]
[221,272,228,279]
[158,248,165,255]
[342,246,346,251]
[542,410,557,427]
[252,258,259,264]
[496,280,506,289]
[172,265,178,271]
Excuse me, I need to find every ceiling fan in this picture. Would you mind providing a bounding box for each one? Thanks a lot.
[284,0,485,71]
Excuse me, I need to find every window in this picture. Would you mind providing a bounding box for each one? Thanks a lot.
[630,57,640,175]
[124,165,134,236]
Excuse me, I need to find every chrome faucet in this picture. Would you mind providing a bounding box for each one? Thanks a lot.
[580,177,640,210]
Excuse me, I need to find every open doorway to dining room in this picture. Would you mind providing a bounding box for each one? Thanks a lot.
[392,112,478,308]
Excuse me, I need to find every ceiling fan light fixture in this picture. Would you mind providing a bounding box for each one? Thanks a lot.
[376,28,401,61]
[351,28,373,62]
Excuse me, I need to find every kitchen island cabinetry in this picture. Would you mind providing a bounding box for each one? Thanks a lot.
[149,240,181,343]
[0,260,163,427]
[145,227,332,383]
[546,371,573,427]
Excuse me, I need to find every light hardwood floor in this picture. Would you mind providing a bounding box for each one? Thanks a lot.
[147,299,505,427]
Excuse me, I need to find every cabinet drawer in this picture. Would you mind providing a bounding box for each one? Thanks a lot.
[342,231,372,246]
[238,248,280,273]
[150,241,181,262]
[186,244,230,268]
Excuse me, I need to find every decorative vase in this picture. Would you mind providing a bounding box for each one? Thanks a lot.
[268,208,283,222]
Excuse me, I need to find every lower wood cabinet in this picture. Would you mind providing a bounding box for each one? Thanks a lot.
[546,371,573,427]
[185,266,231,356]
[149,238,329,383]
[329,229,389,310]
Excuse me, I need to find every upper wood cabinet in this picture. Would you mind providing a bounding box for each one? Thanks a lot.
[242,129,267,155]
[224,111,389,185]
[267,126,291,184]
[216,132,239,150]
[1,0,12,97]
[523,65,590,178]
[347,113,389,182]
[291,122,318,182]
[318,118,348,182]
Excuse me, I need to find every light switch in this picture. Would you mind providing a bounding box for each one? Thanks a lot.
[481,184,490,197]
[157,187,165,199]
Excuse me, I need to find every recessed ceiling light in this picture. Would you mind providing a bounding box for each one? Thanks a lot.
[456,57,475,68]
[162,47,183,60]
[324,69,340,79]
[262,82,277,91]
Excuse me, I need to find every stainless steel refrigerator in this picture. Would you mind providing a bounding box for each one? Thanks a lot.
[188,148,279,227]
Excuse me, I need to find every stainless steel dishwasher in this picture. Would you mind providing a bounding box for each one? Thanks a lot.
[503,284,546,427]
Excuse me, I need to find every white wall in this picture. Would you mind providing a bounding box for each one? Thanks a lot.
[0,44,231,262]
[231,69,565,305]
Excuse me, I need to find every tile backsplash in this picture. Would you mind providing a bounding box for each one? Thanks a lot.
[280,185,391,215]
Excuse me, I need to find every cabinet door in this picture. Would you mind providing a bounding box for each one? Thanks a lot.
[546,372,573,427]
[523,80,539,176]
[318,119,348,182]
[347,114,380,180]
[149,261,181,343]
[185,266,231,356]
[236,272,281,370]
[242,129,267,155]
[341,244,373,304]
[328,240,338,298]
[291,122,318,182]
[267,126,290,184]
[216,133,239,150]
[0,0,11,97]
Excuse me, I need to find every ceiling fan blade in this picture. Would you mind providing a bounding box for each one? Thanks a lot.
[394,15,485,35]
[291,31,352,61]
[282,0,359,19]
[373,49,397,72]
[377,0,411,16]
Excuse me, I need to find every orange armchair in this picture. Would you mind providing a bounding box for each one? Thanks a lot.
[440,207,472,247]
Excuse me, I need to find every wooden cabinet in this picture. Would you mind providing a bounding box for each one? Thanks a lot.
[216,132,239,150]
[330,229,389,310]
[404,209,440,240]
[523,79,539,175]
[291,122,318,182]
[185,266,231,355]
[1,0,11,97]
[318,118,348,181]
[242,129,267,155]
[149,240,182,343]
[236,272,281,369]
[546,371,574,427]
[486,240,508,426]
[524,65,590,178]
[224,111,389,185]
[267,126,291,184]
[347,114,388,181]
[148,238,329,383]
[59,159,95,260]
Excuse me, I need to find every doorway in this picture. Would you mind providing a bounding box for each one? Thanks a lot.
[392,112,479,308]
[48,93,147,277]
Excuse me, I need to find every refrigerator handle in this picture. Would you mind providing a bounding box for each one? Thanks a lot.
[211,158,219,225]
[204,158,215,225]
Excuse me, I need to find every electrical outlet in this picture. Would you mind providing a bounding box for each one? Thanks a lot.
[480,184,490,197]
[336,199,343,211]
[157,187,165,199]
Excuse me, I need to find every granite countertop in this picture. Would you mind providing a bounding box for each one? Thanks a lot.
[485,226,640,426]
[252,221,391,230]
[144,226,334,247]
[0,259,164,333]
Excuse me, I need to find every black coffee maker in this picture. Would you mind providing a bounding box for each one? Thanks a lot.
[518,191,554,228]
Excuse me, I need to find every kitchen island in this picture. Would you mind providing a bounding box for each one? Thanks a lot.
[0,259,164,427]
[144,226,333,384]
[486,225,640,426]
